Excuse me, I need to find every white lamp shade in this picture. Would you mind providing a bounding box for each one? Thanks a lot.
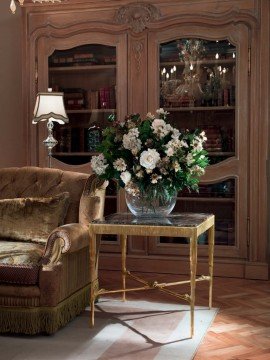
[32,92,68,124]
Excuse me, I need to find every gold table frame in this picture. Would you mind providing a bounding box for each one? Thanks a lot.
[89,212,215,337]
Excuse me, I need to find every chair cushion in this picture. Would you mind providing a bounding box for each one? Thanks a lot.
[0,240,44,285]
[0,192,70,244]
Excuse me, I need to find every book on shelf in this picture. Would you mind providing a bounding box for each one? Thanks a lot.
[229,85,235,106]
[204,126,222,152]
[67,99,84,106]
[63,88,86,110]
[102,55,116,64]
[87,90,99,109]
[87,86,116,110]
[50,52,99,66]
[99,86,116,109]
[73,53,94,60]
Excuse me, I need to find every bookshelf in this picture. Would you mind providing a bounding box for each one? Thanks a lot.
[49,44,117,165]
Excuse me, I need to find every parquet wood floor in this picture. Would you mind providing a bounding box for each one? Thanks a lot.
[99,270,270,360]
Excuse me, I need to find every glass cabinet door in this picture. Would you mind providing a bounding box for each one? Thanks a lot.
[48,44,117,166]
[37,33,127,252]
[148,28,249,259]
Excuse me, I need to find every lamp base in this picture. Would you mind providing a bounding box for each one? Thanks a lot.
[43,120,58,168]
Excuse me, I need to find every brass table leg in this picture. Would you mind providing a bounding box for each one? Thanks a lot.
[190,233,198,338]
[208,225,215,309]
[120,234,127,301]
[89,227,101,327]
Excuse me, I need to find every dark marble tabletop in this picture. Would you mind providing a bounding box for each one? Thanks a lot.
[91,212,214,228]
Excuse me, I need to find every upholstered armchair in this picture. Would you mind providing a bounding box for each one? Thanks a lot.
[0,166,107,334]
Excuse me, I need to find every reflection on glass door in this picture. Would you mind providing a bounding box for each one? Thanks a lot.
[160,39,236,165]
[159,38,237,247]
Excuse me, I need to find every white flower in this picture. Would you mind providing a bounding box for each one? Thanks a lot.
[146,112,155,119]
[156,108,169,117]
[165,147,174,157]
[120,171,132,185]
[90,154,108,175]
[172,139,182,149]
[186,153,195,165]
[151,174,162,184]
[190,165,205,176]
[135,170,144,178]
[129,128,139,137]
[151,119,170,138]
[180,140,189,148]
[123,128,142,155]
[165,138,182,156]
[171,128,180,140]
[173,161,181,172]
[113,158,127,172]
[139,149,161,170]
[192,140,203,152]
[200,131,207,142]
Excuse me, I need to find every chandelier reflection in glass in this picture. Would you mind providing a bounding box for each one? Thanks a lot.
[176,39,206,104]
[10,0,61,14]
[160,38,235,108]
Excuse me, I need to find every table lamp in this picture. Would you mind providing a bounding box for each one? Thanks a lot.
[32,88,68,168]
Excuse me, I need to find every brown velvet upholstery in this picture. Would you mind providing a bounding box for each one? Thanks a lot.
[0,166,107,334]
[0,192,70,244]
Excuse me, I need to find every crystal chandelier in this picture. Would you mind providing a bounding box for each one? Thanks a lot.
[10,0,61,14]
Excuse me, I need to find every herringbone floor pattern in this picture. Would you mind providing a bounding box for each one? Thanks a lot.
[100,270,270,360]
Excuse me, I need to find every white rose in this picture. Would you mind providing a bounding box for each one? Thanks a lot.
[139,149,160,170]
[120,171,131,185]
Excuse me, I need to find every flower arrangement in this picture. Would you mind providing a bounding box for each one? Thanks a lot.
[90,109,208,209]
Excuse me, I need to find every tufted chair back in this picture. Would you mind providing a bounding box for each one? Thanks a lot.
[0,166,89,224]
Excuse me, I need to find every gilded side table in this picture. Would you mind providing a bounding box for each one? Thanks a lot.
[88,212,215,337]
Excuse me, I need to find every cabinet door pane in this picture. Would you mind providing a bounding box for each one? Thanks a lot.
[160,39,236,165]
[48,44,116,165]
[148,29,248,259]
[160,179,236,247]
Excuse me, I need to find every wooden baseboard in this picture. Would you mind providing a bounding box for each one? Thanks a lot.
[99,254,269,280]
[244,262,269,280]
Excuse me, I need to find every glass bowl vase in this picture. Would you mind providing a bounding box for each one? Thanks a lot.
[125,187,177,218]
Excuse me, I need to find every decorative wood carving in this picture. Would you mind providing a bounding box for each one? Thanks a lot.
[132,41,143,73]
[115,2,160,33]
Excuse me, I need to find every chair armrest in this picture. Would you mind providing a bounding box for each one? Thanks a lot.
[42,223,89,265]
